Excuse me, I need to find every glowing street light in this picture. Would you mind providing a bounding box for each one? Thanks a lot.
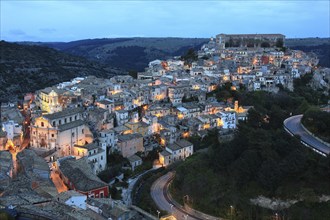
[230,205,234,220]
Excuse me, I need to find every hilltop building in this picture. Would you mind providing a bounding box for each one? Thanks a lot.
[216,33,285,48]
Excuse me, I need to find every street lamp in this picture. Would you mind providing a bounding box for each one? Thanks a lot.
[183,195,189,204]
[230,205,234,220]
[157,210,160,219]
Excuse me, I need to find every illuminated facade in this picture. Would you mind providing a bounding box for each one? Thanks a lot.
[159,139,193,166]
[36,89,62,113]
[30,108,93,157]
[72,143,107,174]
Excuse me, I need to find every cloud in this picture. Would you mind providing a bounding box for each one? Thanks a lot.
[39,28,57,34]
[9,29,26,36]
[4,29,38,42]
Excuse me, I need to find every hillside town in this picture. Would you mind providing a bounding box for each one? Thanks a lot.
[1,33,328,220]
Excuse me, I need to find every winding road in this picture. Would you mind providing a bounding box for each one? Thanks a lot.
[151,171,221,220]
[284,114,330,156]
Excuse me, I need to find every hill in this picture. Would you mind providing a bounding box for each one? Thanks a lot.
[171,78,330,219]
[21,38,208,71]
[0,41,124,102]
[22,37,330,71]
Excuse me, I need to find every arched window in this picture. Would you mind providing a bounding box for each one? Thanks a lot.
[41,122,44,127]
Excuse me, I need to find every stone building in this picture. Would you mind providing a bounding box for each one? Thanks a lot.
[216,33,285,48]
[30,108,93,157]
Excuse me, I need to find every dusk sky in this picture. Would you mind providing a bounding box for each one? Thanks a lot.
[1,0,329,42]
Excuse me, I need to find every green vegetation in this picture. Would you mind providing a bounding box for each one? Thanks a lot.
[302,108,330,143]
[98,149,160,190]
[0,211,14,220]
[171,86,330,219]
[132,167,168,217]
[40,37,208,71]
[293,72,329,105]
[109,185,123,200]
[180,48,198,64]
[275,38,284,48]
[182,95,199,103]
[0,41,121,102]
[187,129,218,151]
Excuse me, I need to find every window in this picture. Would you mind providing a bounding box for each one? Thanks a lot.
[41,122,44,127]
[72,132,75,137]
[59,120,61,125]
[75,115,77,120]
[101,156,103,160]
[65,118,67,123]
[51,134,54,138]
[82,129,84,134]
[70,117,72,122]
[53,121,56,127]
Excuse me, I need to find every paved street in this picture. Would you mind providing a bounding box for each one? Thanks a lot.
[151,172,220,220]
[50,170,68,193]
[284,114,330,155]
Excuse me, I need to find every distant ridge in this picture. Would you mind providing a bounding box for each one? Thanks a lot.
[18,37,209,71]
[17,37,330,71]
[0,41,124,102]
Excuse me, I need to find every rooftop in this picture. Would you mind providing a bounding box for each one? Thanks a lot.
[59,158,108,192]
[58,190,86,203]
[117,133,143,142]
[160,150,171,157]
[128,154,142,163]
[97,99,113,105]
[44,108,84,120]
[74,143,99,151]
[58,119,85,131]
[176,139,193,148]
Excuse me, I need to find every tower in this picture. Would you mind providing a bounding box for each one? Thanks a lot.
[49,90,59,113]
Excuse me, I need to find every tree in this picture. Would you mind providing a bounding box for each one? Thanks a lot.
[275,38,284,48]
[128,70,138,79]
[92,94,97,105]
[181,48,198,64]
[261,42,270,48]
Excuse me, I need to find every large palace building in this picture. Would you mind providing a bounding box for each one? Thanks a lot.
[216,33,285,48]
